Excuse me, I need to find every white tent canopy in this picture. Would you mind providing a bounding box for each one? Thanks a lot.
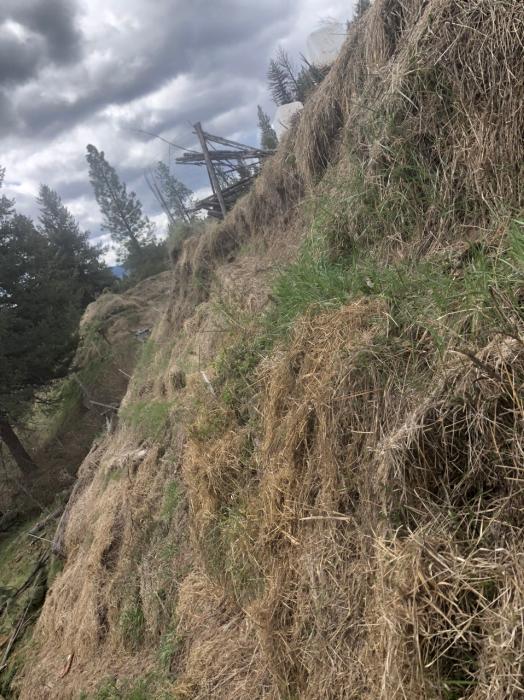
[306,22,346,67]
[273,102,304,139]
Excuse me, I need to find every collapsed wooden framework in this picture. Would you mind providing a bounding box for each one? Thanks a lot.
[176,122,274,219]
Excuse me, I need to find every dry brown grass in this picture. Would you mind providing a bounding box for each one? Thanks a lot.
[16,421,187,698]
[14,0,524,697]
[368,336,524,699]
[176,301,388,697]
[176,301,523,699]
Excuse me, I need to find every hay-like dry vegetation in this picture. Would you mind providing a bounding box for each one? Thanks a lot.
[13,0,524,698]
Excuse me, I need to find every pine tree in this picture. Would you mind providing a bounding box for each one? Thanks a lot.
[267,48,327,106]
[257,106,278,150]
[37,184,113,306]
[86,145,167,280]
[296,66,318,103]
[153,162,193,223]
[267,57,294,106]
[297,55,329,102]
[86,144,152,258]
[0,201,79,476]
[0,167,14,222]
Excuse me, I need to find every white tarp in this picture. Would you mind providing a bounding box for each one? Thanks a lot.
[273,102,304,139]
[306,22,346,67]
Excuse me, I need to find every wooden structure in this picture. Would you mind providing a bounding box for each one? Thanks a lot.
[176,122,275,219]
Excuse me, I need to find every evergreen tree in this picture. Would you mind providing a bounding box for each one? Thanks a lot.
[296,55,329,103]
[153,162,193,222]
[123,239,169,281]
[267,55,295,106]
[37,185,113,306]
[0,205,79,476]
[86,144,152,257]
[267,48,327,106]
[296,66,318,104]
[0,167,14,222]
[257,106,278,150]
[86,145,167,280]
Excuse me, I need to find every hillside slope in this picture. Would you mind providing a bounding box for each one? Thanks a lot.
[0,272,171,696]
[0,271,171,519]
[32,272,172,496]
[15,1,524,698]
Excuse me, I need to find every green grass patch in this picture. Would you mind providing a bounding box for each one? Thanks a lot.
[201,505,262,605]
[102,467,123,490]
[267,220,523,348]
[134,338,157,375]
[158,627,182,671]
[0,517,43,592]
[316,100,494,256]
[214,335,269,423]
[120,399,171,440]
[129,337,178,404]
[188,385,231,442]
[210,217,523,431]
[120,600,145,651]
[0,516,53,697]
[162,481,181,521]
[46,555,64,587]
[84,673,174,700]
[263,235,354,338]
[36,317,117,444]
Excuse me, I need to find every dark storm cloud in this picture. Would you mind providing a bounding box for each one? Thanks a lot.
[119,75,260,143]
[47,177,89,202]
[8,0,290,138]
[15,0,82,64]
[0,27,44,85]
[0,91,16,135]
[0,0,82,90]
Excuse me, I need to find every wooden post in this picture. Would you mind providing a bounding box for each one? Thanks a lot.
[194,122,227,219]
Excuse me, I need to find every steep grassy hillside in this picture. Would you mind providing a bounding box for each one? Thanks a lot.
[14,1,524,698]
[37,272,172,476]
[0,272,171,696]
[0,272,171,514]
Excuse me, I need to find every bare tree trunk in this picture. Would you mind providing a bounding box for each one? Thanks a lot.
[0,415,38,477]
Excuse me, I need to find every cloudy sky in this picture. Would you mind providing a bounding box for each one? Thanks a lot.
[0,0,352,264]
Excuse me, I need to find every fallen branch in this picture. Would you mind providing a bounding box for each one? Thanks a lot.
[0,553,49,615]
[59,652,74,679]
[71,376,118,412]
[27,533,53,544]
[27,507,63,537]
[0,601,31,671]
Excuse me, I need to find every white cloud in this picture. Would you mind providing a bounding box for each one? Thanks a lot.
[0,0,354,258]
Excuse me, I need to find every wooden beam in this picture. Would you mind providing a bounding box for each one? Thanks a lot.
[202,131,274,154]
[194,122,227,219]
[176,148,271,165]
[192,175,256,210]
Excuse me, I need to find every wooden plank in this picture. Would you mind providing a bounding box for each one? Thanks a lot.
[203,131,275,155]
[176,148,270,165]
[194,122,227,219]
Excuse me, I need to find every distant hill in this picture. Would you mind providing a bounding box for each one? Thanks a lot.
[110,265,126,279]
